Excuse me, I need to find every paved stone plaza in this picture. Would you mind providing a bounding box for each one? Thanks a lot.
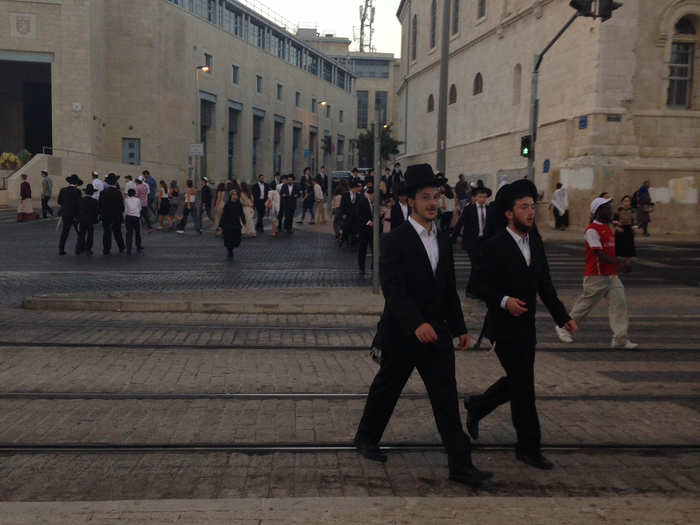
[0,217,698,523]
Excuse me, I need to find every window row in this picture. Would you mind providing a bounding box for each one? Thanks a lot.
[357,90,389,129]
[168,0,353,92]
[411,0,488,61]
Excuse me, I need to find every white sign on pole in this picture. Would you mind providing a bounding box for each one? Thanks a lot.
[188,143,204,157]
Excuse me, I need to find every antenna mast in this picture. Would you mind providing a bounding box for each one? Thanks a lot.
[358,0,375,53]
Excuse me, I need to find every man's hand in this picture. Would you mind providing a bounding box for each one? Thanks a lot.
[415,323,438,344]
[564,320,578,336]
[619,259,632,273]
[457,333,471,351]
[506,297,529,317]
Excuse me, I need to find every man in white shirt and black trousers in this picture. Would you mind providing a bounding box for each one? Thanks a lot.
[464,179,577,470]
[354,163,492,487]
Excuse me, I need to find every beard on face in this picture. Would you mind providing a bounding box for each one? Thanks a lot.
[513,215,533,234]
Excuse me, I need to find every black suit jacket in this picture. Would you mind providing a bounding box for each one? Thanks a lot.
[473,230,570,345]
[78,196,99,225]
[390,202,411,230]
[99,187,125,221]
[453,203,493,252]
[57,186,81,217]
[279,183,300,211]
[374,222,467,349]
[252,182,268,204]
[340,191,359,223]
[356,194,373,236]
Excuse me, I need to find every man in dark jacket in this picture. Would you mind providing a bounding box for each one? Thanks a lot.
[339,180,362,246]
[389,184,411,230]
[464,179,577,470]
[354,163,492,487]
[251,174,268,233]
[279,174,300,234]
[200,177,213,223]
[99,173,126,255]
[76,184,100,255]
[57,174,83,255]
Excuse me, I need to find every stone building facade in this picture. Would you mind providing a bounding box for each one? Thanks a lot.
[1,0,357,200]
[396,0,700,233]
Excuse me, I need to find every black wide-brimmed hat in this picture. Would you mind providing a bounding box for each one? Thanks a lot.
[65,174,83,186]
[472,179,492,197]
[83,184,96,195]
[405,164,440,194]
[490,178,539,230]
[105,173,120,185]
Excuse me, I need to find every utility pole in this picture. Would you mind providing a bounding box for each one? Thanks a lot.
[372,111,382,294]
[436,0,451,174]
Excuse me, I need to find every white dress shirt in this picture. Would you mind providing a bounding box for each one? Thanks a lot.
[500,226,531,310]
[408,216,439,276]
[477,204,487,237]
[91,178,104,200]
[257,182,266,198]
[124,196,142,217]
[400,202,409,220]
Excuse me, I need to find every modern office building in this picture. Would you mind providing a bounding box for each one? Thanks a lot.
[1,0,357,201]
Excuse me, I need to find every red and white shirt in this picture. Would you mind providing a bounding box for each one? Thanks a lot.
[584,221,617,276]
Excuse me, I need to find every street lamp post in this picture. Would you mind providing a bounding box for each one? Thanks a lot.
[320,101,333,212]
[372,109,383,295]
[194,65,210,187]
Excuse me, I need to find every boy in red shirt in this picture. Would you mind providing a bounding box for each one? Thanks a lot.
[556,197,638,349]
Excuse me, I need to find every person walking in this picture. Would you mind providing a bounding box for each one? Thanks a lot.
[464,179,576,471]
[57,174,83,255]
[214,182,227,234]
[613,195,637,263]
[265,185,280,237]
[239,182,256,238]
[555,197,638,349]
[339,180,361,246]
[390,184,411,231]
[169,180,182,228]
[175,180,197,234]
[298,180,315,224]
[380,194,394,234]
[143,170,157,214]
[124,188,143,255]
[156,180,172,230]
[280,175,300,234]
[220,189,246,259]
[331,183,346,241]
[99,173,126,255]
[252,174,268,233]
[635,180,653,236]
[40,170,54,219]
[200,177,214,223]
[551,183,569,231]
[313,177,327,225]
[455,174,468,211]
[135,176,153,233]
[354,163,491,487]
[76,184,99,256]
[17,174,36,222]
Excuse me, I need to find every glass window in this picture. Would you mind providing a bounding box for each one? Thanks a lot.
[277,83,283,101]
[430,0,437,49]
[448,84,457,104]
[351,59,390,78]
[296,91,301,107]
[473,73,483,95]
[375,91,388,123]
[427,94,435,112]
[308,54,319,76]
[256,75,263,93]
[232,65,239,84]
[336,69,347,89]
[312,98,317,113]
[323,60,333,82]
[326,104,331,118]
[339,110,344,123]
[357,91,369,129]
[411,15,418,60]
[667,42,694,108]
[204,53,213,70]
[452,0,460,34]
[337,138,345,156]
[478,0,486,19]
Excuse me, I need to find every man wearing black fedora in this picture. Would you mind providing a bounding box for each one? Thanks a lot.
[57,174,83,255]
[464,179,577,470]
[354,163,492,486]
[452,181,494,294]
[76,184,100,256]
[99,173,126,255]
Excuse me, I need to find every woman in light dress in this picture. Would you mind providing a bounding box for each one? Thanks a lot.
[239,182,256,238]
[266,185,280,236]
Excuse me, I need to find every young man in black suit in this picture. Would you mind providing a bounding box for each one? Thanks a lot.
[252,174,268,233]
[452,182,493,294]
[57,174,83,256]
[389,183,411,230]
[339,180,361,246]
[279,174,300,234]
[464,179,577,470]
[354,164,492,486]
[99,173,126,255]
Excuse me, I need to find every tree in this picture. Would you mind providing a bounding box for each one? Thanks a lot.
[357,124,403,168]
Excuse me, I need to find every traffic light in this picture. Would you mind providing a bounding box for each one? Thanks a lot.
[520,135,532,158]
[569,0,593,16]
[599,0,623,22]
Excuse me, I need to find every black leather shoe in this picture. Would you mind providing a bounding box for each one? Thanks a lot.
[463,398,480,441]
[516,452,554,470]
[353,439,387,463]
[449,464,493,486]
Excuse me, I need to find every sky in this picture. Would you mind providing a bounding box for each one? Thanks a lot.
[249,0,403,57]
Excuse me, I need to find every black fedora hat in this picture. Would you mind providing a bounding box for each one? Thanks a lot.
[472,179,492,197]
[65,174,83,186]
[83,184,96,195]
[105,173,120,185]
[405,164,440,195]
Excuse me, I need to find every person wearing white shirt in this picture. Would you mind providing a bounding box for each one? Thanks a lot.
[354,163,492,487]
[551,183,569,230]
[91,172,104,200]
[124,188,143,254]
